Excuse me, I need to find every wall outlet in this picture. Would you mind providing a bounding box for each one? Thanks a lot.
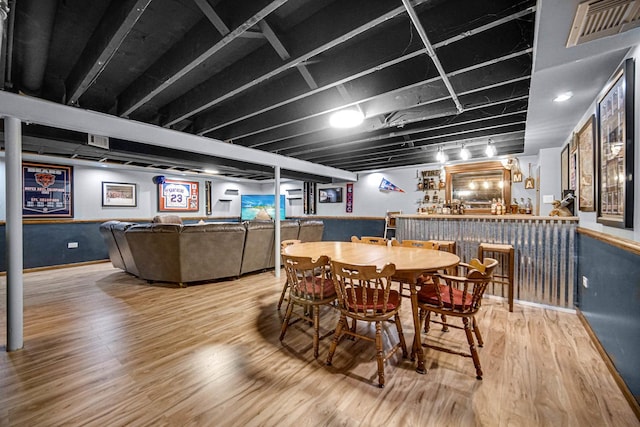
[67,242,79,249]
[582,276,589,288]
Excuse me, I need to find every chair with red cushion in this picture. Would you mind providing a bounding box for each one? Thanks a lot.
[418,257,498,379]
[280,254,336,358]
[326,260,408,388]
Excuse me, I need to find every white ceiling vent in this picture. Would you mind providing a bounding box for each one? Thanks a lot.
[567,0,640,47]
[87,134,110,149]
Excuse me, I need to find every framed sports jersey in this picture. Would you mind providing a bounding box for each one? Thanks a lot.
[158,179,199,212]
[22,162,73,218]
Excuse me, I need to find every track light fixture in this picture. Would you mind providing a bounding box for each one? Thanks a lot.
[485,138,497,157]
[436,146,447,163]
[460,144,470,161]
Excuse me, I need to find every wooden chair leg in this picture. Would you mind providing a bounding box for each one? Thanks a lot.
[440,314,449,332]
[463,317,483,380]
[394,315,408,358]
[326,314,346,366]
[279,300,295,341]
[277,280,289,310]
[472,316,483,347]
[421,309,431,333]
[313,305,321,359]
[375,321,385,388]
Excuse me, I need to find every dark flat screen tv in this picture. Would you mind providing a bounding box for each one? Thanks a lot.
[319,187,343,203]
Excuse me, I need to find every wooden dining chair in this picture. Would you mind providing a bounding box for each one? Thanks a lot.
[277,239,302,310]
[398,239,440,250]
[392,240,441,297]
[326,260,407,388]
[417,257,498,379]
[350,235,388,245]
[280,254,336,358]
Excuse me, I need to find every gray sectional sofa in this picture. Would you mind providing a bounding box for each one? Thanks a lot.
[99,219,324,287]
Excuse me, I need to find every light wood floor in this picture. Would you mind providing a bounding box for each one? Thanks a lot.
[0,263,638,427]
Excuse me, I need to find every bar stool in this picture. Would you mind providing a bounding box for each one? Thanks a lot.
[477,243,514,312]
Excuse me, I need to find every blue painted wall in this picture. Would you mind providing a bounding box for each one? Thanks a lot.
[0,217,385,271]
[319,217,385,241]
[577,233,640,404]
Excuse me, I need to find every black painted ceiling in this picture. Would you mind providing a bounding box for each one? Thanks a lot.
[5,0,536,180]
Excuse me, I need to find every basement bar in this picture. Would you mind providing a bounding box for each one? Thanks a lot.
[396,214,578,308]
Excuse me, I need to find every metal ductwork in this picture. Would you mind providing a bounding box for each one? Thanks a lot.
[15,0,57,94]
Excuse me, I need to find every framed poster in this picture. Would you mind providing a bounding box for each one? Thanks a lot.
[22,162,73,218]
[561,145,569,191]
[569,135,577,191]
[158,179,199,212]
[577,115,595,212]
[596,58,634,229]
[102,182,137,207]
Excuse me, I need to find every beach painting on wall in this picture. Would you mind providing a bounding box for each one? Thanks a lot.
[241,194,285,220]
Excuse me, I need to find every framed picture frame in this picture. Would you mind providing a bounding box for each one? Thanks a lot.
[569,139,577,191]
[158,178,199,212]
[102,182,137,207]
[561,144,569,191]
[22,162,73,218]
[596,58,635,228]
[577,115,595,212]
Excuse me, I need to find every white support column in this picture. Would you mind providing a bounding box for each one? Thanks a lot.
[274,166,281,278]
[5,116,24,351]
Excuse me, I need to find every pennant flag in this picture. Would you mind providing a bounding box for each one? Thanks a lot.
[379,177,405,193]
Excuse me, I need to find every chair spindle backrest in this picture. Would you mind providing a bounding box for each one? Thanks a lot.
[399,239,440,250]
[282,254,332,300]
[331,261,398,318]
[434,258,498,314]
[351,235,388,246]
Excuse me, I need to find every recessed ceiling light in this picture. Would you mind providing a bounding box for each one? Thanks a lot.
[329,109,364,128]
[204,169,219,174]
[553,92,573,102]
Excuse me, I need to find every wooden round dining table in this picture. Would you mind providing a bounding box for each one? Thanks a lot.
[282,241,460,374]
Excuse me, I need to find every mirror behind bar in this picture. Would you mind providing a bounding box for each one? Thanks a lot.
[445,161,511,214]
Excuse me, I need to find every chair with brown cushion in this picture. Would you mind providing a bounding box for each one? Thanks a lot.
[350,235,388,246]
[280,254,336,358]
[417,257,498,379]
[326,261,408,388]
[277,239,302,311]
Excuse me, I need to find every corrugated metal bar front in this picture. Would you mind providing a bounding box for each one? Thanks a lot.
[397,216,577,308]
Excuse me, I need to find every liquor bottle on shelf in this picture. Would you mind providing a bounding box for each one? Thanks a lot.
[525,198,532,214]
[491,198,497,215]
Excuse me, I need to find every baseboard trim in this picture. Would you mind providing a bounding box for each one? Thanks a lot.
[0,259,110,276]
[577,309,640,420]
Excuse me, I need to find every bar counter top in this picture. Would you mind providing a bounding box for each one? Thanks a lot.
[397,213,579,221]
